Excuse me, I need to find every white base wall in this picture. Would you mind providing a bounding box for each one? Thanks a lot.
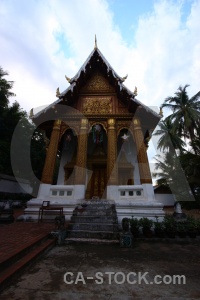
[20,183,164,223]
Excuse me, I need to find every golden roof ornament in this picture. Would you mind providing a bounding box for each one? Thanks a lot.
[159,107,163,117]
[121,74,128,82]
[65,75,71,83]
[133,86,138,96]
[29,108,34,119]
[94,34,97,50]
[56,87,60,97]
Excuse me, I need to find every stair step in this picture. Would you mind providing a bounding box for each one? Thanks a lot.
[68,230,119,240]
[73,210,117,216]
[0,238,55,291]
[71,216,118,223]
[69,223,119,232]
[69,200,119,241]
[65,238,120,244]
[0,234,50,273]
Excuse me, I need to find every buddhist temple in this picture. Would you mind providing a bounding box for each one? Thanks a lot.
[25,39,164,222]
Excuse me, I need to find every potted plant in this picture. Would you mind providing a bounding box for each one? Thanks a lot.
[122,218,130,232]
[154,216,165,238]
[176,221,187,238]
[163,215,176,238]
[129,217,140,237]
[186,216,197,238]
[139,217,153,237]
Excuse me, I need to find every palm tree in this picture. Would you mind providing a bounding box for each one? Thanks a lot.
[153,117,185,153]
[153,152,193,202]
[161,84,200,141]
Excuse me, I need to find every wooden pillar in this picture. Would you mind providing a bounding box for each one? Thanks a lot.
[41,120,61,184]
[107,118,118,185]
[132,118,152,184]
[74,118,88,185]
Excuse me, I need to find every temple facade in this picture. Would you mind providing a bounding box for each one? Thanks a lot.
[25,42,164,222]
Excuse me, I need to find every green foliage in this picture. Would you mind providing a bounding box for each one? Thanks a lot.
[129,217,140,229]
[0,66,46,193]
[163,215,176,233]
[161,84,200,141]
[154,84,200,205]
[139,217,153,229]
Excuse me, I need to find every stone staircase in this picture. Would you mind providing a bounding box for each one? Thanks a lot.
[66,200,119,241]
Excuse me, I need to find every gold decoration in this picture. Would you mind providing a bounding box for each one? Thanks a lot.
[83,97,112,114]
[133,86,138,96]
[81,72,115,93]
[74,119,88,184]
[133,121,152,184]
[29,108,34,119]
[65,75,71,83]
[41,120,61,184]
[121,74,128,82]
[159,107,163,117]
[133,118,140,125]
[107,118,118,185]
[56,87,60,97]
[94,34,97,49]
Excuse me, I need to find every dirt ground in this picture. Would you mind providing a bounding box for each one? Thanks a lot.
[1,239,200,300]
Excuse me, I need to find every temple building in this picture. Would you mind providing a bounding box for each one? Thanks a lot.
[25,40,164,222]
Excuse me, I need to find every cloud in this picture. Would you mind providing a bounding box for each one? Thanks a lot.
[0,0,200,168]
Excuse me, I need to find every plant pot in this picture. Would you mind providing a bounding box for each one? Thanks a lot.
[142,228,153,238]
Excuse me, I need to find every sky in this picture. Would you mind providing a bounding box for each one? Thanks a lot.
[1,0,200,175]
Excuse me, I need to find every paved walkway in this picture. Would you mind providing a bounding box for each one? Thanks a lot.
[1,240,200,300]
[0,208,200,299]
[0,222,54,265]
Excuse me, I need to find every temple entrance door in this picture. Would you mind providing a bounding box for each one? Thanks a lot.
[86,165,107,199]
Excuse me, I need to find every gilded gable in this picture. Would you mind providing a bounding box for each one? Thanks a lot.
[81,71,115,94]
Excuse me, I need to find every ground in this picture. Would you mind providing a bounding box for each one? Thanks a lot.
[1,240,200,300]
[1,207,200,299]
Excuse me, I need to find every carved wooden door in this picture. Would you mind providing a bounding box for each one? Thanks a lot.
[86,165,107,199]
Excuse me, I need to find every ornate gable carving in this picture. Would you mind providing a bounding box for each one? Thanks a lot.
[81,72,115,94]
[82,97,112,114]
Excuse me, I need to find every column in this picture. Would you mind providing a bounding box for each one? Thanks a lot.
[74,118,88,185]
[41,120,61,184]
[132,118,152,184]
[107,118,118,185]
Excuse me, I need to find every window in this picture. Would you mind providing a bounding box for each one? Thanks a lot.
[59,191,65,196]
[120,191,125,196]
[67,190,72,196]
[52,191,57,196]
[136,190,142,196]
[129,191,134,196]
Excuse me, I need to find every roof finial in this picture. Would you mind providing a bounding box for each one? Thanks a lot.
[94,34,97,49]
[121,74,128,82]
[159,107,163,117]
[133,86,138,96]
[29,108,34,119]
[65,75,71,83]
[56,87,60,97]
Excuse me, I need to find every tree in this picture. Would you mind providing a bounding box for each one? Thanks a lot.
[0,67,15,113]
[153,117,185,153]
[0,66,46,194]
[161,84,200,141]
[153,152,193,203]
[153,84,200,207]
